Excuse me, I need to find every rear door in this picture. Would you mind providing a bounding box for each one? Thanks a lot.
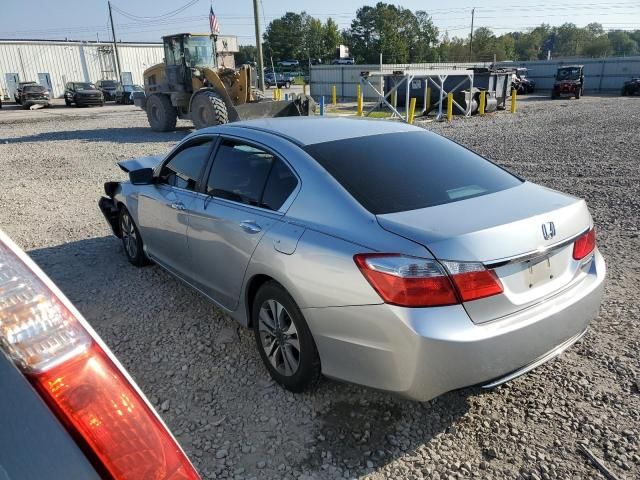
[137,136,215,274]
[187,138,299,309]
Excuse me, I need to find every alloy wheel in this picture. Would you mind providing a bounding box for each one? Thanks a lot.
[258,299,300,376]
[120,211,138,259]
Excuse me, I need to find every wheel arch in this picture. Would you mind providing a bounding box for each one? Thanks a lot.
[244,273,277,328]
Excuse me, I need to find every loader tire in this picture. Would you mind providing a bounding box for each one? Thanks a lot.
[191,91,228,129]
[146,94,177,132]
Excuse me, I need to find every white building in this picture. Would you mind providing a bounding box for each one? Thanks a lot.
[0,36,238,99]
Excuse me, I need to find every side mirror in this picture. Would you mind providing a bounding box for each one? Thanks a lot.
[129,168,155,185]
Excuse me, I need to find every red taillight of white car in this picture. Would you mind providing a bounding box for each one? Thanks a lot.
[0,232,199,480]
[354,254,503,307]
[573,228,596,260]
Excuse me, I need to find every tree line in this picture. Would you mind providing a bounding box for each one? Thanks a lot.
[235,2,640,66]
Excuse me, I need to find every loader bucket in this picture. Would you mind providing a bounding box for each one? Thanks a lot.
[229,95,316,122]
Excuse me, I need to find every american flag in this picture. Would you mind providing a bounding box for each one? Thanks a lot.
[209,6,220,34]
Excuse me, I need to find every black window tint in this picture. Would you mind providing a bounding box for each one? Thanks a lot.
[207,141,274,207]
[160,139,212,190]
[262,159,298,210]
[303,131,522,215]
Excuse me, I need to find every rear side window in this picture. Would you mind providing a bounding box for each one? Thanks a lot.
[207,141,297,211]
[159,138,213,190]
[303,131,522,215]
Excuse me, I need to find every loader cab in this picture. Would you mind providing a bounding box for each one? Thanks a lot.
[163,33,218,93]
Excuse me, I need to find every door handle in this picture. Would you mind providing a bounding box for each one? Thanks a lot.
[170,202,186,211]
[240,220,262,234]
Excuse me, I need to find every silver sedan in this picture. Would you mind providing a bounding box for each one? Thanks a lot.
[99,117,605,401]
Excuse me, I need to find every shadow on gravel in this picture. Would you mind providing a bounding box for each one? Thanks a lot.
[2,127,191,144]
[301,390,472,473]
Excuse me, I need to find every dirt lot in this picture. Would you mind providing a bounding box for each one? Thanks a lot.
[0,95,638,480]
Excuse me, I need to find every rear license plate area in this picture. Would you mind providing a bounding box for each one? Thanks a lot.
[525,256,554,289]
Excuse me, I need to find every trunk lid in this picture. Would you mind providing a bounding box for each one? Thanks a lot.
[377,182,593,323]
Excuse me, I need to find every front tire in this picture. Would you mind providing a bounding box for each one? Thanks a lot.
[191,91,228,129]
[253,282,321,393]
[119,207,149,267]
[146,94,177,132]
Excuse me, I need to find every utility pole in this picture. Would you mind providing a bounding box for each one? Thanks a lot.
[469,8,475,62]
[108,1,122,81]
[252,0,265,91]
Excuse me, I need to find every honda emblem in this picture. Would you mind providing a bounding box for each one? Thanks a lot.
[542,222,556,241]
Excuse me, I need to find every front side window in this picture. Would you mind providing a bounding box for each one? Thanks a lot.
[159,139,213,190]
[206,141,297,211]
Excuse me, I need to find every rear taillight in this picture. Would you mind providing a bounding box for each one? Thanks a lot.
[0,232,199,480]
[573,228,596,260]
[440,261,504,302]
[354,254,502,307]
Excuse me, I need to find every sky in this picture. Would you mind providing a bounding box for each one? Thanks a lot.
[0,0,638,45]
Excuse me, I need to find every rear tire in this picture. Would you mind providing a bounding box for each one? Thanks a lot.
[252,281,321,393]
[146,94,177,132]
[119,207,149,267]
[575,88,581,99]
[191,91,228,130]
[65,98,71,106]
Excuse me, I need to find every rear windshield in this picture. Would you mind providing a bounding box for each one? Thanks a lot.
[303,131,522,215]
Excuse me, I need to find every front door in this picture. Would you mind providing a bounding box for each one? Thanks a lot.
[188,139,300,310]
[136,136,215,274]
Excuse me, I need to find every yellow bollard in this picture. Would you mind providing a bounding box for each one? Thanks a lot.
[511,88,517,113]
[273,88,277,100]
[278,88,282,101]
[479,90,486,116]
[408,97,417,124]
[447,92,453,121]
[357,93,363,117]
[356,84,361,104]
[391,90,397,108]
[332,85,337,106]
[303,83,307,95]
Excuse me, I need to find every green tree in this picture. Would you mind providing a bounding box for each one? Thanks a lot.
[322,18,342,61]
[263,12,307,62]
[347,2,438,63]
[607,31,638,56]
[235,45,257,65]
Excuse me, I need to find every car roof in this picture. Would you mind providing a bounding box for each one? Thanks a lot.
[205,117,422,146]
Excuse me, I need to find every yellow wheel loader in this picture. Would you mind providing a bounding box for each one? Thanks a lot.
[134,33,315,131]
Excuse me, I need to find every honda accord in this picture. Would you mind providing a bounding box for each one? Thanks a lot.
[99,117,605,401]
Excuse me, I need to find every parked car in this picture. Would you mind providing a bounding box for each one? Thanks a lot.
[64,82,104,107]
[95,79,121,101]
[551,65,584,99]
[115,84,144,104]
[19,84,51,109]
[98,117,605,401]
[621,77,640,96]
[277,59,299,67]
[14,81,38,103]
[0,229,200,480]
[264,72,291,89]
[332,58,355,65]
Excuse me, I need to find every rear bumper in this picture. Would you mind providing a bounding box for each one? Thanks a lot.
[303,250,605,401]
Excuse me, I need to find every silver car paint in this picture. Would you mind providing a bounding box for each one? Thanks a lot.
[108,118,606,400]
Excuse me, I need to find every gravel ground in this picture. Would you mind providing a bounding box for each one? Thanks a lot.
[0,95,638,480]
